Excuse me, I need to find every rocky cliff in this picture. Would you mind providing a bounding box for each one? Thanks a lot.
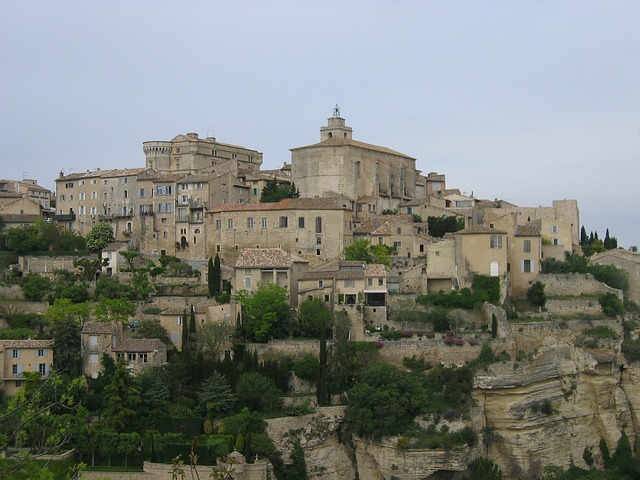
[266,319,640,480]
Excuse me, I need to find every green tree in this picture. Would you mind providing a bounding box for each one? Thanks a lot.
[21,274,52,302]
[198,372,236,417]
[197,322,235,360]
[130,268,154,300]
[44,298,90,326]
[600,293,624,317]
[235,372,283,412]
[52,316,82,377]
[94,296,136,323]
[527,281,546,308]
[344,239,374,263]
[94,275,129,299]
[238,283,292,342]
[85,221,115,254]
[120,250,141,269]
[73,257,109,282]
[102,361,142,432]
[286,441,308,480]
[208,255,222,297]
[297,297,332,338]
[346,362,428,438]
[259,179,296,203]
[132,319,170,345]
[428,215,465,238]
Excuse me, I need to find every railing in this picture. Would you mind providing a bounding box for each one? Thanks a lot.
[54,213,76,221]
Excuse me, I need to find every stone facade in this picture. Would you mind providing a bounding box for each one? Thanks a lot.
[0,339,53,395]
[592,249,640,306]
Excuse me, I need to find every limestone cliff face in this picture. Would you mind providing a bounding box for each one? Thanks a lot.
[267,337,640,479]
[476,342,638,479]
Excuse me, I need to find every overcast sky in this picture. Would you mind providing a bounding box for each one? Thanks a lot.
[1,1,638,247]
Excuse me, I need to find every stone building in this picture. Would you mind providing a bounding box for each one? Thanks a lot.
[353,214,429,259]
[455,225,509,294]
[208,197,355,266]
[290,109,445,215]
[234,248,308,306]
[0,339,53,395]
[592,249,640,306]
[0,178,52,210]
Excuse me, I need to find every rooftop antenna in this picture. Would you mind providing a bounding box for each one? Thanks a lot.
[207,126,215,138]
[22,171,27,179]
[333,104,341,117]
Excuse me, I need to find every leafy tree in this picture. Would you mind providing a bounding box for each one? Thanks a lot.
[238,283,292,342]
[5,224,47,253]
[235,372,283,412]
[527,281,546,308]
[346,362,428,438]
[132,319,170,345]
[44,298,90,327]
[94,275,130,300]
[259,178,297,203]
[94,296,136,323]
[600,293,624,317]
[102,361,142,432]
[52,316,82,377]
[85,221,115,254]
[344,239,374,263]
[130,269,154,300]
[208,255,222,297]
[297,297,332,338]
[197,322,234,360]
[198,372,236,417]
[21,274,52,302]
[427,215,465,238]
[120,250,141,269]
[73,257,109,282]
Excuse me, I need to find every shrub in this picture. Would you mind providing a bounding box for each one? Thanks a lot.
[600,293,624,317]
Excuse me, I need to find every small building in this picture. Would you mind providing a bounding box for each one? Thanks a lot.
[0,339,53,395]
[112,339,167,374]
[81,321,123,378]
[235,248,308,306]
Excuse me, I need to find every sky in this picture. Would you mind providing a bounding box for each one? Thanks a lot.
[1,1,639,247]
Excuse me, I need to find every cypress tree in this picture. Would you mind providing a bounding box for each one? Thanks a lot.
[491,314,498,339]
[604,229,611,250]
[213,254,222,295]
[580,226,588,246]
[181,308,188,352]
[190,305,196,335]
[207,257,215,298]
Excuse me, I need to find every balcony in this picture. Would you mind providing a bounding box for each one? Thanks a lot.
[54,213,76,221]
[189,199,207,209]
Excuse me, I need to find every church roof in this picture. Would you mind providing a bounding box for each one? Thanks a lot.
[290,137,414,159]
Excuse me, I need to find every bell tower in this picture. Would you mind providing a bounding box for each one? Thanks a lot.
[320,104,353,141]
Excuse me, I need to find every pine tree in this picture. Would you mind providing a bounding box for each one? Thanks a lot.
[580,226,588,246]
[604,229,612,249]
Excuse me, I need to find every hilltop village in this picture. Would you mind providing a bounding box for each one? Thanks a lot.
[1,111,640,479]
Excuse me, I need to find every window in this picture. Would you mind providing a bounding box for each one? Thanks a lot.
[12,365,19,376]
[140,188,147,198]
[393,241,401,249]
[12,349,19,359]
[38,363,47,375]
[315,216,322,233]
[247,217,254,229]
[252,188,259,195]
[59,194,65,201]
[123,190,129,199]
[90,354,99,364]
[227,218,234,229]
[553,238,559,245]
[261,217,268,228]
[522,259,534,273]
[37,349,46,357]
[316,236,322,244]
[65,182,73,188]
[368,278,373,286]
[178,316,184,325]
[490,261,499,276]
[128,353,136,362]
[215,219,222,230]
[344,279,355,287]
[319,280,324,288]
[524,240,531,252]
[419,244,424,253]
[140,353,148,363]
[324,294,330,303]
[397,227,402,234]
[299,217,305,228]
[156,185,173,195]
[158,203,174,213]
[279,216,288,228]
[552,226,558,233]
[245,276,252,288]
[91,191,97,199]
[490,235,503,249]
[122,177,128,184]
[80,192,85,200]
[91,179,96,185]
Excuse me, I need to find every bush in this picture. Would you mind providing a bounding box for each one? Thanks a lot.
[600,293,624,317]
[291,355,319,383]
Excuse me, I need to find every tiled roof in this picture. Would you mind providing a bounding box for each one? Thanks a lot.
[516,224,541,236]
[364,264,387,277]
[354,215,416,235]
[456,225,507,235]
[112,338,165,352]
[0,192,23,198]
[82,322,115,335]
[290,137,414,159]
[102,241,129,252]
[0,339,54,350]
[56,168,145,181]
[235,248,307,268]
[2,214,42,223]
[300,270,364,281]
[210,197,353,213]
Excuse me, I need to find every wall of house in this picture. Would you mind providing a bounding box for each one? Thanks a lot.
[592,251,640,306]
[455,233,508,288]
[538,273,622,298]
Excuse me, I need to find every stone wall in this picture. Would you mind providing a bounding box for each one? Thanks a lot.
[0,285,23,300]
[248,339,322,360]
[81,460,268,480]
[378,339,483,366]
[538,273,622,298]
[546,298,603,315]
[18,255,94,276]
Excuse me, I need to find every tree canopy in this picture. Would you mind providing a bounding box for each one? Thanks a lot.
[259,179,299,203]
[238,283,292,342]
[85,221,115,253]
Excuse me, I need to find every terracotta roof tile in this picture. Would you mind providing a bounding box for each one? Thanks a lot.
[82,322,115,335]
[210,197,352,213]
[456,225,507,235]
[290,137,414,159]
[112,338,165,352]
[0,339,54,350]
[235,248,307,268]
